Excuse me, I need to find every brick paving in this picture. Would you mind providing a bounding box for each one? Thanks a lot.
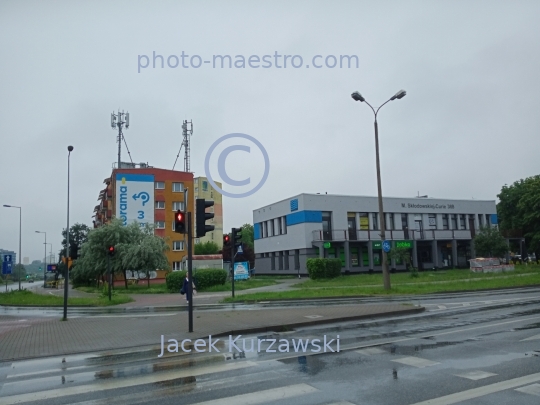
[0,303,423,362]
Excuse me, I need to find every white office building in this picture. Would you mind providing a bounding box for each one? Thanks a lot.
[253,194,497,275]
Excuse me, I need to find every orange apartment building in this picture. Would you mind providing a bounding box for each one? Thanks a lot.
[93,164,194,283]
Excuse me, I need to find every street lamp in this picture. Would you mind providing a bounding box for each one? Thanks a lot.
[351,89,406,290]
[3,204,22,290]
[63,145,74,321]
[35,231,46,288]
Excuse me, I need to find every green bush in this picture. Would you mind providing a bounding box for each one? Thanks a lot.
[306,258,342,279]
[193,269,227,290]
[166,270,186,292]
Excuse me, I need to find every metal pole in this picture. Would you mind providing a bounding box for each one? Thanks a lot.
[231,239,235,298]
[374,119,390,290]
[18,207,21,290]
[44,233,47,288]
[108,255,111,301]
[187,212,193,332]
[63,149,71,320]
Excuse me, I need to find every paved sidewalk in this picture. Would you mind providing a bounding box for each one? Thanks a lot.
[0,303,423,361]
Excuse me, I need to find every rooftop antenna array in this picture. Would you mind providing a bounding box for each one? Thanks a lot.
[172,120,193,172]
[111,110,133,168]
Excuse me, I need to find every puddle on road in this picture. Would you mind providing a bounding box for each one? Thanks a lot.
[279,354,327,376]
[382,339,475,356]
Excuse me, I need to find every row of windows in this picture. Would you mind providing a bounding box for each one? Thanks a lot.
[155,182,184,192]
[257,217,287,238]
[155,201,185,210]
[345,212,491,231]
[261,250,301,270]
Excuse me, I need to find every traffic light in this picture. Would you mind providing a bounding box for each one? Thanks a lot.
[107,245,115,257]
[174,210,186,234]
[196,199,215,237]
[232,227,242,253]
[223,234,230,245]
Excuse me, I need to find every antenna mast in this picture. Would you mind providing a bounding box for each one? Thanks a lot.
[182,120,193,172]
[111,110,130,168]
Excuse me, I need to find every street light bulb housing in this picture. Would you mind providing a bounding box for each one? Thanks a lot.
[68,146,74,152]
[391,90,407,100]
[3,205,10,207]
[351,91,365,102]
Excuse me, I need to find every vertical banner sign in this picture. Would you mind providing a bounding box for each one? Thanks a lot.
[233,261,250,280]
[116,173,155,227]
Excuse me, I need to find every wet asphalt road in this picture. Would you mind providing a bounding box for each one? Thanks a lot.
[1,289,540,404]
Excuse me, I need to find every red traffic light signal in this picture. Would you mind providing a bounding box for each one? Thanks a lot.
[175,210,186,234]
[107,246,115,256]
[224,234,230,244]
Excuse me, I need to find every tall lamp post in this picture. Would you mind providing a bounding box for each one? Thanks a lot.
[3,204,22,290]
[35,231,47,287]
[351,89,406,290]
[63,145,74,321]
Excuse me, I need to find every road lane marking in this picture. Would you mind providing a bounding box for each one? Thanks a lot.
[453,370,497,380]
[0,361,257,405]
[408,372,540,404]
[515,383,540,397]
[521,333,540,341]
[185,383,318,405]
[391,357,440,368]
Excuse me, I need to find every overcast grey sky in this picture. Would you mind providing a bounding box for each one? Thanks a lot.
[1,0,539,262]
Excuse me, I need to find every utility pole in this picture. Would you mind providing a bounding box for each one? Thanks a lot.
[111,110,131,168]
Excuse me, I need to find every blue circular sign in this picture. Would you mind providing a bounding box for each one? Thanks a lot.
[382,240,391,253]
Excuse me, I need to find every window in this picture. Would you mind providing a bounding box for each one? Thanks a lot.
[202,181,208,191]
[428,214,437,228]
[155,181,165,189]
[486,214,491,226]
[387,213,394,230]
[155,201,165,209]
[401,213,408,230]
[282,217,287,234]
[360,213,369,230]
[278,218,283,235]
[372,213,378,230]
[155,221,165,229]
[322,211,332,240]
[172,201,185,211]
[284,251,290,270]
[268,220,274,237]
[172,182,184,192]
[294,250,300,270]
[460,214,466,230]
[478,214,484,228]
[279,252,284,270]
[172,261,182,271]
[271,253,276,270]
[173,241,184,251]
[442,214,449,230]
[451,214,458,229]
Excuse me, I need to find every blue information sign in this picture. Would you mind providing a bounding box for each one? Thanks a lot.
[2,261,13,275]
[3,254,13,262]
[233,262,250,280]
[382,240,391,253]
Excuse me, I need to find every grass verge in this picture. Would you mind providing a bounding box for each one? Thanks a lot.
[222,267,540,302]
[0,289,134,306]
[201,279,278,292]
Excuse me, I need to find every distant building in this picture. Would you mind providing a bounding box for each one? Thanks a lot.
[253,193,498,275]
[93,163,194,274]
[0,249,16,265]
[193,177,223,246]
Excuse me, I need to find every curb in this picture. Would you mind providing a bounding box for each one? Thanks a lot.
[211,306,425,337]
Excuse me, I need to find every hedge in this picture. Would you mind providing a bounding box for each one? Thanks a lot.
[306,258,342,279]
[166,270,186,292]
[193,269,227,290]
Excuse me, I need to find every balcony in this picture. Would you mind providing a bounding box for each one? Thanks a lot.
[312,229,472,242]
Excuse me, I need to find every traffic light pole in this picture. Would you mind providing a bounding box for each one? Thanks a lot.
[107,256,112,301]
[231,243,235,298]
[187,212,193,333]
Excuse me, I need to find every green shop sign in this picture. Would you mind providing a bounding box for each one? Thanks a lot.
[395,240,413,249]
[323,242,331,248]
[372,241,382,250]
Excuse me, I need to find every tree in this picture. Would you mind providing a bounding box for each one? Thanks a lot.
[121,225,170,287]
[60,223,90,260]
[388,246,412,269]
[473,226,509,258]
[497,175,540,259]
[240,224,254,249]
[194,241,220,255]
